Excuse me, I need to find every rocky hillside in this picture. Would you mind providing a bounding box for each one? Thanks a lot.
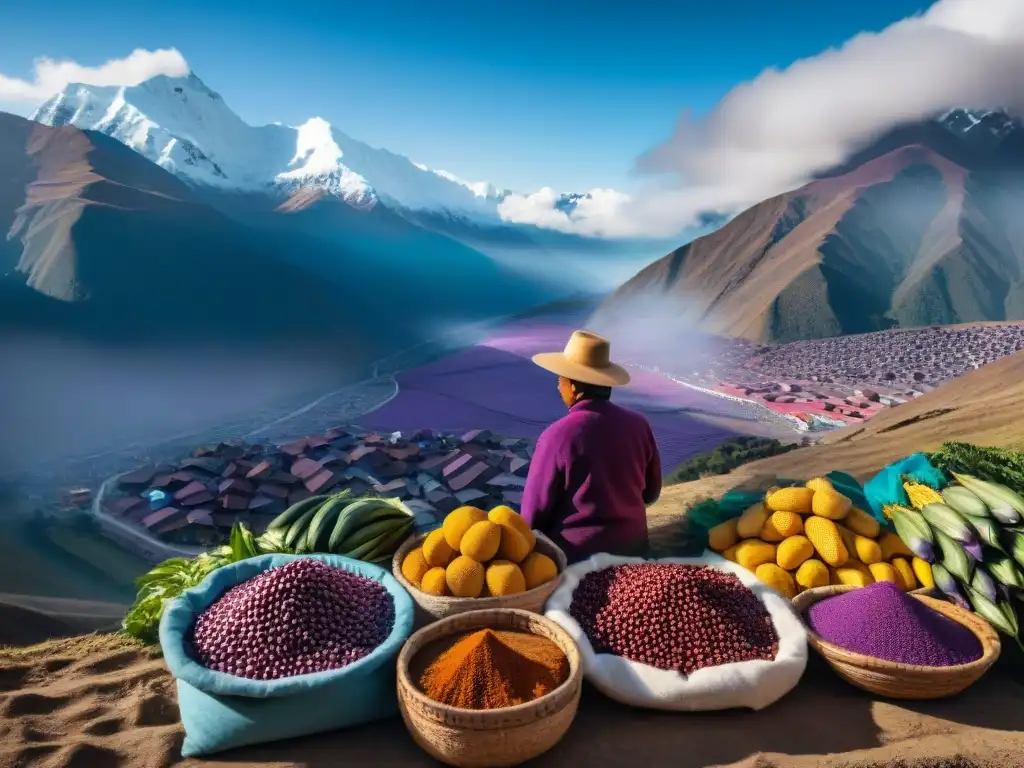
[594,112,1024,344]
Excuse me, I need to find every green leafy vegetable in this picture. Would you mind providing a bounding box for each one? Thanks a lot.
[122,521,282,644]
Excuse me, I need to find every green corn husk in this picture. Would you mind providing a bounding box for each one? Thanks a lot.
[933,527,974,583]
[1006,527,1024,571]
[952,473,1024,525]
[889,506,936,562]
[921,502,983,559]
[931,563,969,609]
[941,484,992,518]
[986,553,1024,589]
[963,513,1005,553]
[971,567,998,603]
[964,583,1022,645]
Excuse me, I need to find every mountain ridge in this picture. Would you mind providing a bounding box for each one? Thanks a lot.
[592,109,1024,344]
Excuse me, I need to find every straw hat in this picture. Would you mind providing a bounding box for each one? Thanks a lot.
[531,330,631,387]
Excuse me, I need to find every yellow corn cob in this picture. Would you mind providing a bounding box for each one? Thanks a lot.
[911,557,934,589]
[891,557,918,591]
[708,518,739,552]
[845,507,881,538]
[868,562,900,585]
[881,503,902,521]
[722,543,739,562]
[755,563,796,599]
[734,539,777,571]
[760,510,803,542]
[795,558,830,590]
[776,535,815,570]
[765,486,814,514]
[805,477,834,493]
[830,565,873,587]
[811,488,852,520]
[804,516,849,567]
[879,531,914,560]
[736,503,770,539]
[903,481,945,511]
[836,525,883,565]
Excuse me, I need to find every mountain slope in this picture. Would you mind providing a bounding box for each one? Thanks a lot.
[648,349,1024,549]
[594,111,1024,344]
[0,113,552,355]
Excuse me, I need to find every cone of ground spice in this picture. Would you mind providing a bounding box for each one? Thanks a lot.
[419,628,569,709]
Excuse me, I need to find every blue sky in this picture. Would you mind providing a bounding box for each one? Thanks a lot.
[0,0,935,193]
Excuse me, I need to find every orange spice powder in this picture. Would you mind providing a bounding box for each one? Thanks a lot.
[419,628,569,710]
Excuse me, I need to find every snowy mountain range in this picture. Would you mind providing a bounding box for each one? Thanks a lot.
[30,72,590,227]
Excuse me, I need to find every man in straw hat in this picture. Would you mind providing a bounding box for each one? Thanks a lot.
[521,330,661,563]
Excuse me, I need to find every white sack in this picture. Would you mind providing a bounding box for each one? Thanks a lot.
[544,552,808,711]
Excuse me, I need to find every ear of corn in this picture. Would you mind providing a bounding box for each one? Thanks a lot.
[868,562,900,585]
[952,474,1024,525]
[1005,527,1024,570]
[845,507,881,538]
[830,565,873,587]
[879,531,914,560]
[736,503,770,539]
[921,503,982,558]
[934,527,973,583]
[708,518,739,552]
[942,485,991,519]
[795,559,830,590]
[721,543,740,562]
[971,567,998,603]
[804,516,849,567]
[805,477,834,493]
[836,524,883,565]
[890,557,918,591]
[755,563,796,599]
[986,554,1024,589]
[963,513,1005,553]
[888,506,936,562]
[911,557,935,589]
[760,510,803,542]
[734,539,777,572]
[765,487,814,514]
[903,481,945,510]
[776,535,814,570]
[811,489,852,520]
[964,583,1020,639]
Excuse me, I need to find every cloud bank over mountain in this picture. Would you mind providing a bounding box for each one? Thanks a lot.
[502,0,1024,238]
[0,48,188,102]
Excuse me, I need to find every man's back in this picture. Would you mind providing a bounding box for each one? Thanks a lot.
[521,397,661,563]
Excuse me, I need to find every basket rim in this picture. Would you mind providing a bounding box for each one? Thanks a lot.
[794,585,1001,675]
[391,529,567,604]
[396,607,582,718]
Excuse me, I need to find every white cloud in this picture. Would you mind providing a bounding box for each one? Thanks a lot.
[0,48,189,102]
[501,0,1024,239]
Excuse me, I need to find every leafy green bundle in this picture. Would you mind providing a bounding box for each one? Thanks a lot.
[928,442,1024,492]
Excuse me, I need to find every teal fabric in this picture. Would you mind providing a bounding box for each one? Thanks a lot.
[159,553,413,757]
[863,453,948,530]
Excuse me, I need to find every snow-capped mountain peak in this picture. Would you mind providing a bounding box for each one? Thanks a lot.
[30,71,514,219]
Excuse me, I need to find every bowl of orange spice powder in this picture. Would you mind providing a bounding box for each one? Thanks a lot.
[396,607,583,767]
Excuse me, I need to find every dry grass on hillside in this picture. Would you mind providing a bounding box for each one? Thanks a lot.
[648,350,1024,552]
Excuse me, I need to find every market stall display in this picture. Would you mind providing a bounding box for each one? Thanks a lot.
[159,553,413,757]
[865,451,1024,646]
[545,553,807,711]
[793,585,1000,699]
[397,608,581,768]
[393,505,566,626]
[707,476,933,595]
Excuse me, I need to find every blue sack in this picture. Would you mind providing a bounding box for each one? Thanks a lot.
[159,553,414,758]
[863,453,948,530]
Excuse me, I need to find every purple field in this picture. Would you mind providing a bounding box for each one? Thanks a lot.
[361,321,772,470]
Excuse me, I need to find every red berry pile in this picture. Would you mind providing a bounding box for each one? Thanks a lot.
[569,563,779,675]
[189,559,395,680]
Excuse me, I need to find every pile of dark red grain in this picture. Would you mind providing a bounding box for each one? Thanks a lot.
[569,563,779,675]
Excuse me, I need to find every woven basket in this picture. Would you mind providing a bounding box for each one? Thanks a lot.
[793,585,1001,700]
[397,608,582,768]
[392,531,568,627]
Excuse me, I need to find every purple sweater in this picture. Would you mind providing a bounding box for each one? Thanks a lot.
[520,398,661,563]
